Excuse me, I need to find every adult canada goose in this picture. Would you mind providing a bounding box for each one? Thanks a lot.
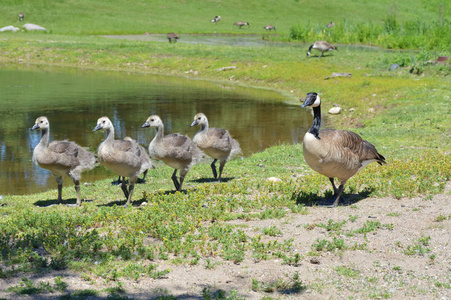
[326,21,335,28]
[190,113,241,181]
[112,137,154,185]
[263,25,276,31]
[18,13,24,22]
[93,116,149,207]
[234,21,250,29]
[300,92,386,207]
[142,115,203,191]
[211,16,221,23]
[167,33,179,43]
[306,41,337,58]
[31,116,96,206]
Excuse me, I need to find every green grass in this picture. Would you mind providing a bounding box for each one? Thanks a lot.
[0,0,444,35]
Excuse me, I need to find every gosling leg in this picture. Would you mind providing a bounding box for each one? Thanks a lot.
[171,169,180,191]
[125,178,136,207]
[120,178,129,203]
[55,176,63,204]
[137,170,148,184]
[178,168,189,191]
[111,176,122,185]
[218,160,226,182]
[211,159,218,179]
[74,180,81,206]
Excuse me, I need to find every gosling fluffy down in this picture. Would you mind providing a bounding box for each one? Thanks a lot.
[191,113,241,181]
[142,115,203,191]
[31,116,96,206]
[93,116,151,206]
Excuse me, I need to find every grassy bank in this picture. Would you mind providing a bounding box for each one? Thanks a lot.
[0,0,442,35]
[0,0,450,297]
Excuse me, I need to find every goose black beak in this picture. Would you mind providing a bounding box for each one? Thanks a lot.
[142,122,150,128]
[93,124,102,131]
[301,92,318,107]
[31,124,39,130]
[190,120,198,127]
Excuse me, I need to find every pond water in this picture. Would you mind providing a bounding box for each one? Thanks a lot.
[0,64,313,196]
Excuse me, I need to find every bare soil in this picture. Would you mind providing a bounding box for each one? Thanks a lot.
[1,184,450,300]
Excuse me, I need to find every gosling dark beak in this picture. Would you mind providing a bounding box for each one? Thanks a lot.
[31,124,39,130]
[93,124,102,131]
[190,120,198,127]
[142,121,150,128]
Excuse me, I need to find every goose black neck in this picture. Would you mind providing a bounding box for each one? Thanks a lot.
[308,105,321,140]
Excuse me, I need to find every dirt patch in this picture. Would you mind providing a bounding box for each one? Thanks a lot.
[1,190,450,299]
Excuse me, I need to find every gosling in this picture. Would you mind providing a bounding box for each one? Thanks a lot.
[191,113,241,181]
[142,115,203,191]
[31,116,96,206]
[112,137,154,185]
[94,116,150,206]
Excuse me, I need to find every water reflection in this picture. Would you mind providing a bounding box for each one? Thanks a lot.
[0,65,312,196]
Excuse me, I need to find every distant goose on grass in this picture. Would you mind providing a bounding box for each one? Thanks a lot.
[211,16,221,23]
[142,115,203,192]
[263,25,276,31]
[234,21,250,29]
[190,113,241,181]
[19,13,24,22]
[167,33,179,43]
[94,117,150,207]
[326,21,335,28]
[300,92,386,207]
[31,116,96,206]
[306,41,337,58]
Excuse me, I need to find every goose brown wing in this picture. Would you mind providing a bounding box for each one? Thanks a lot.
[323,129,385,164]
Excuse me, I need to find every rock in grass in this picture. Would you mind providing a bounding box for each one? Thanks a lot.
[328,107,342,115]
[0,26,20,32]
[268,177,282,183]
[23,23,49,32]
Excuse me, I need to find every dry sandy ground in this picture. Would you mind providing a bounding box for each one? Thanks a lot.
[1,184,450,299]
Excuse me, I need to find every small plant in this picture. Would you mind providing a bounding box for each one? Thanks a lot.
[7,278,54,295]
[282,253,302,266]
[404,235,432,256]
[392,266,402,272]
[348,215,359,222]
[54,277,68,292]
[317,219,347,233]
[250,272,305,294]
[262,226,282,237]
[387,212,400,217]
[434,214,449,222]
[312,237,347,252]
[335,266,360,278]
